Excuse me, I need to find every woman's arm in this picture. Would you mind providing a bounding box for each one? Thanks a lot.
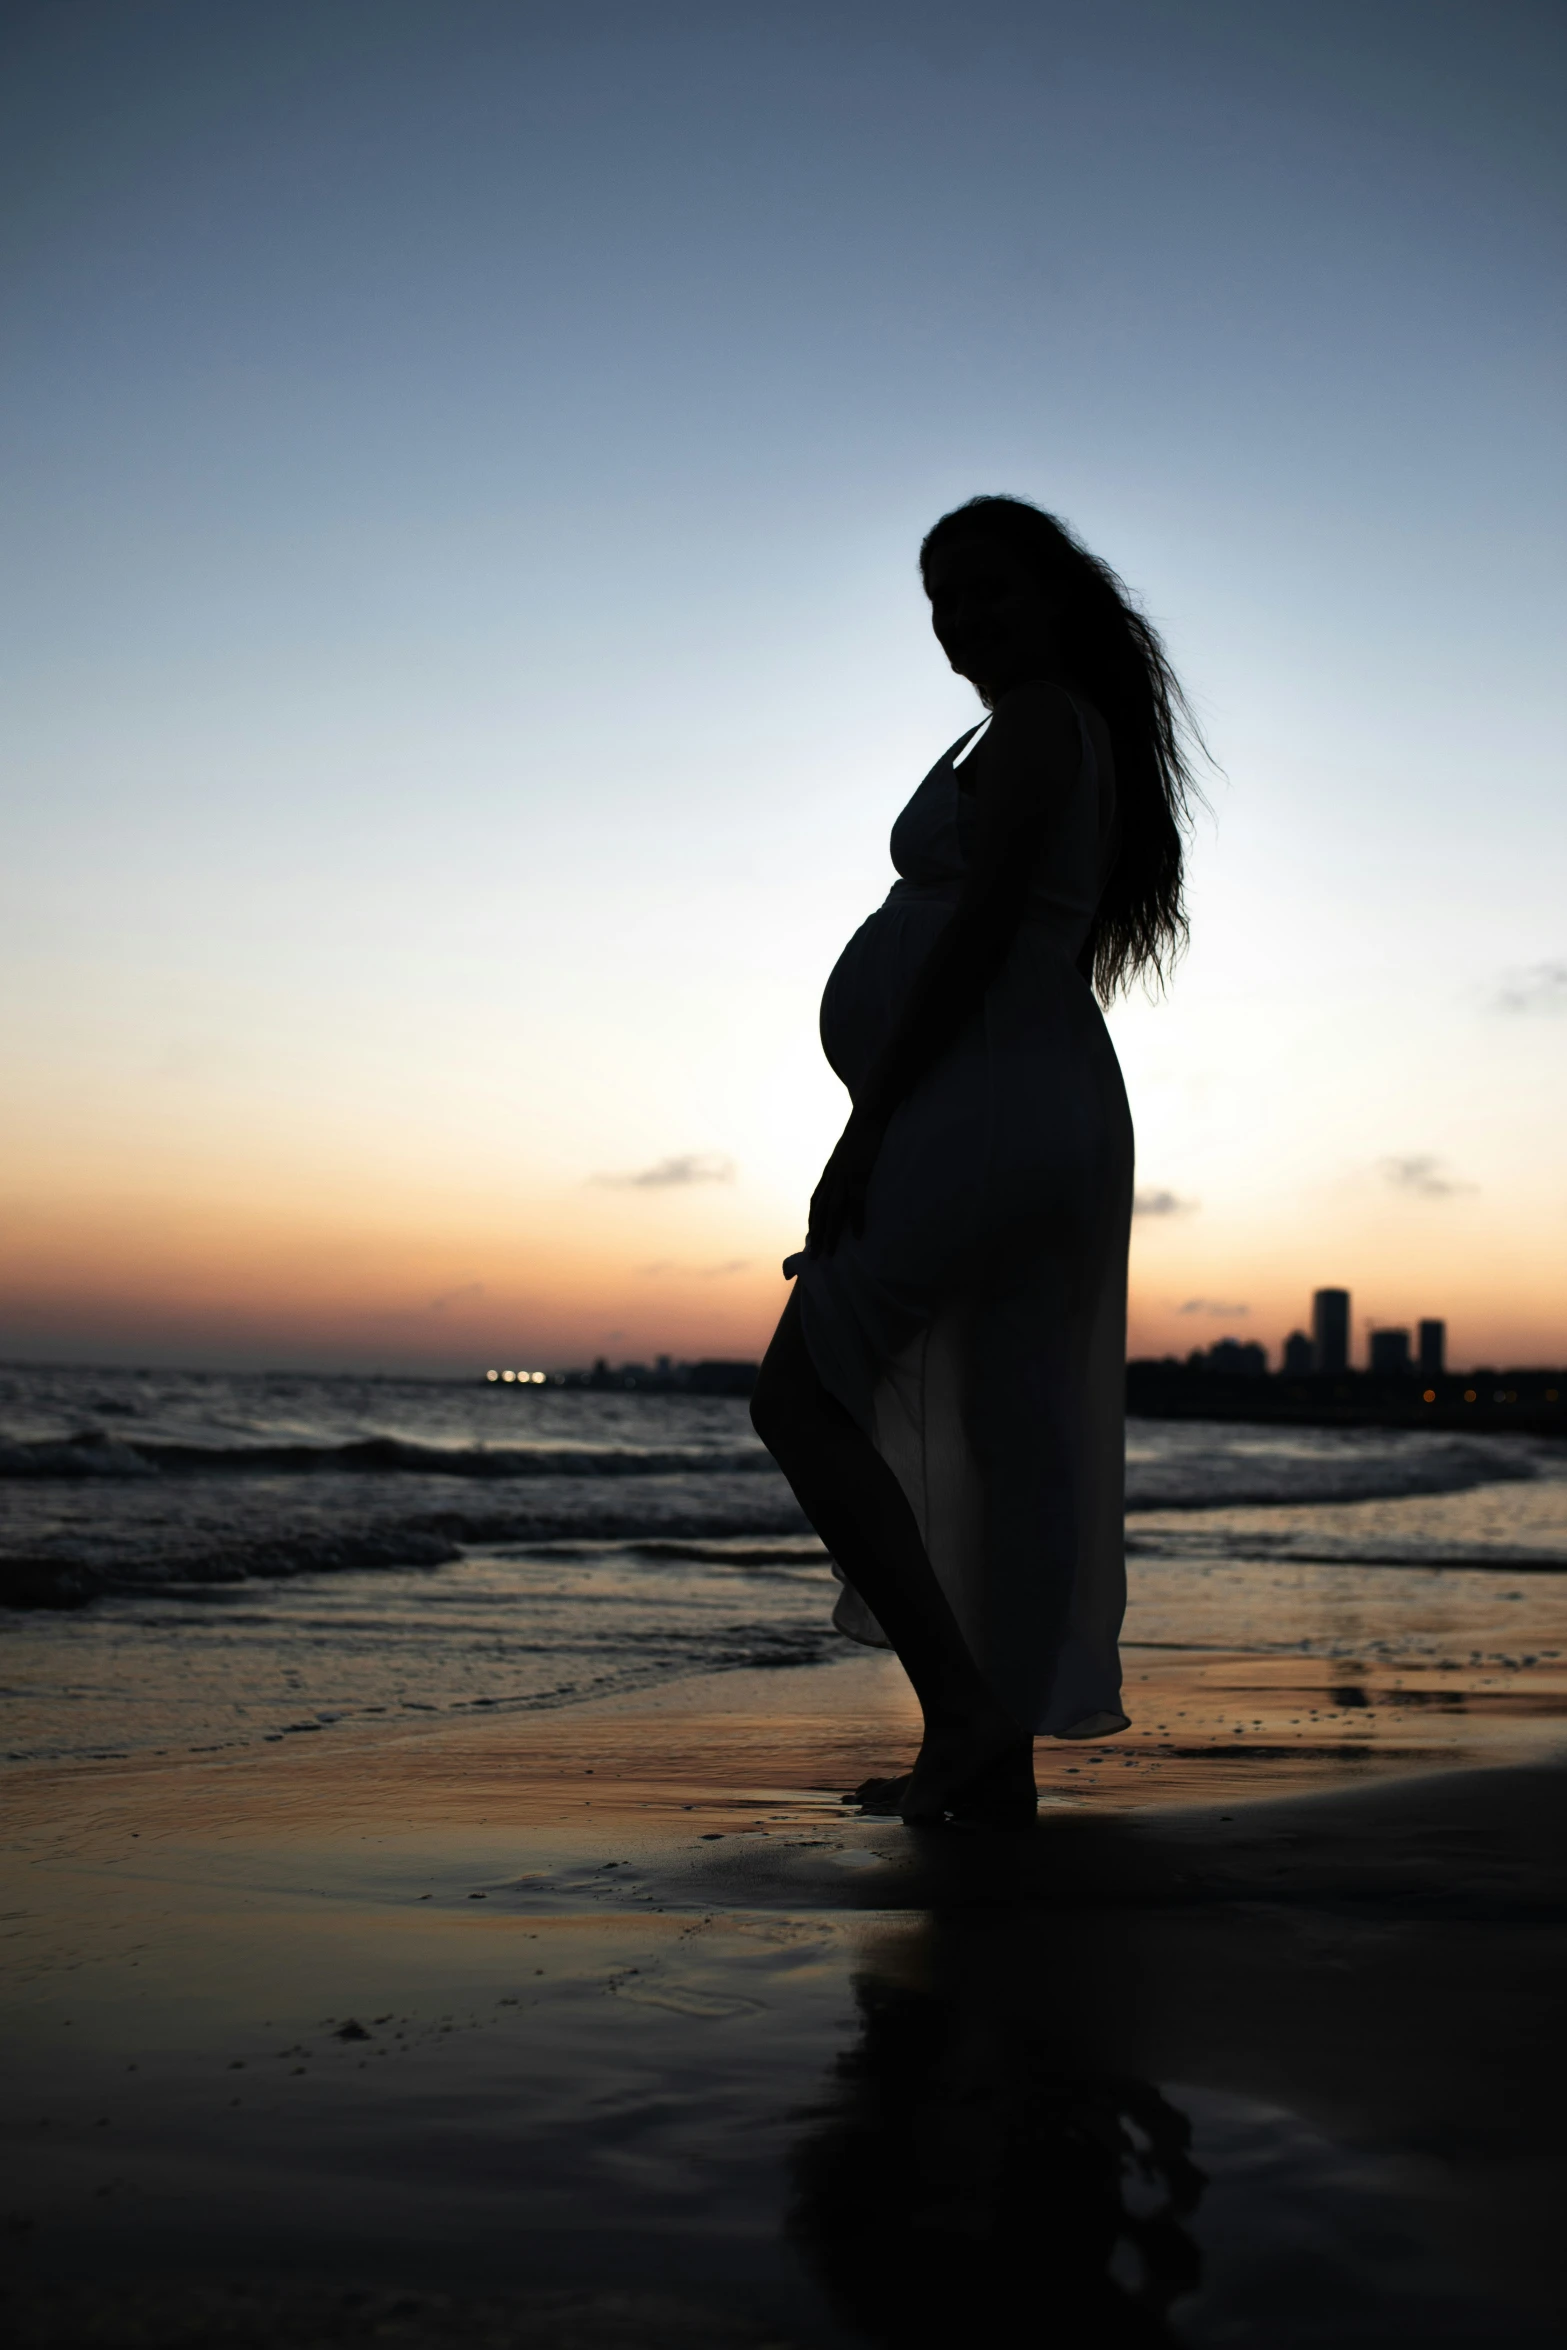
[806,681,1084,1254]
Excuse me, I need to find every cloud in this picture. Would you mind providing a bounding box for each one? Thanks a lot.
[638,1256,751,1280]
[1494,962,1567,1015]
[423,1281,485,1315]
[1178,1298,1249,1317]
[369,1282,487,1330]
[1133,1189,1196,1218]
[592,1153,736,1189]
[1381,1155,1476,1199]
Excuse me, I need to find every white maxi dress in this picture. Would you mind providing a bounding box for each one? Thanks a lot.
[787,704,1133,1739]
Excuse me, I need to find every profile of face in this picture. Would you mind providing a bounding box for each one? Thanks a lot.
[924,534,1062,703]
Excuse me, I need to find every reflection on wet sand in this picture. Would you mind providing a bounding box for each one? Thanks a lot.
[791,1908,1203,2345]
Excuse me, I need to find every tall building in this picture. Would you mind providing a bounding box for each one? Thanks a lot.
[1282,1331,1313,1375]
[1418,1319,1446,1376]
[1369,1328,1412,1374]
[1311,1288,1350,1374]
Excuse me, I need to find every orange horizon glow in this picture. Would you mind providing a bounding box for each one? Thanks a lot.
[4,1185,1563,1375]
[6,997,1564,1376]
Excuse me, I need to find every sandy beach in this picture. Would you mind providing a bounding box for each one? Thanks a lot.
[4,1638,1566,2348]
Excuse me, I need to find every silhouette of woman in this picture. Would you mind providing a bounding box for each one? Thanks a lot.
[751,497,1197,1823]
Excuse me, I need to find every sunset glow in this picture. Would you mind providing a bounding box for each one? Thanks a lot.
[3,5,1563,1376]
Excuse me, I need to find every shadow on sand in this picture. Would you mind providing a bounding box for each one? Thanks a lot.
[791,1903,1202,2345]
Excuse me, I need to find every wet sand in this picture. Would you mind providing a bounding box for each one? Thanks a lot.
[4,1646,1566,2347]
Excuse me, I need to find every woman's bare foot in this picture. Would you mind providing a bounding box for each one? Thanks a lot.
[900,1717,1037,1827]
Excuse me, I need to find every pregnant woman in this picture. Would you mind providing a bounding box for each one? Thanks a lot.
[751,495,1198,1825]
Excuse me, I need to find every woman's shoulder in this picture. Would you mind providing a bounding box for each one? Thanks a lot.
[976,682,1086,781]
[991,681,1113,789]
[989,678,1086,734]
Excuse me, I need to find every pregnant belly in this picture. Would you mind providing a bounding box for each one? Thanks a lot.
[819,895,954,1099]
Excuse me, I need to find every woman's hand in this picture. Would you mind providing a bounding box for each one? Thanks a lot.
[806,1108,887,1257]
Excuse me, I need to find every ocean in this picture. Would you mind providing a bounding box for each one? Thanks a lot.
[3,1360,1565,1767]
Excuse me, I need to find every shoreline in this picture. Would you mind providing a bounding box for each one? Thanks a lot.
[7,1620,1565,1788]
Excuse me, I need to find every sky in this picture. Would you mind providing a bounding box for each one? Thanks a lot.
[2,0,1564,1375]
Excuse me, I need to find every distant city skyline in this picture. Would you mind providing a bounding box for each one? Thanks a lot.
[471,1295,1554,1384]
[3,3,1564,1376]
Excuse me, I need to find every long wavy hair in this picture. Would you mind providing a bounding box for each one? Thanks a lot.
[919,495,1202,1001]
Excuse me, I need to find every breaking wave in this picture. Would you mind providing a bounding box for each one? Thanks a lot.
[0,1431,774,1480]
